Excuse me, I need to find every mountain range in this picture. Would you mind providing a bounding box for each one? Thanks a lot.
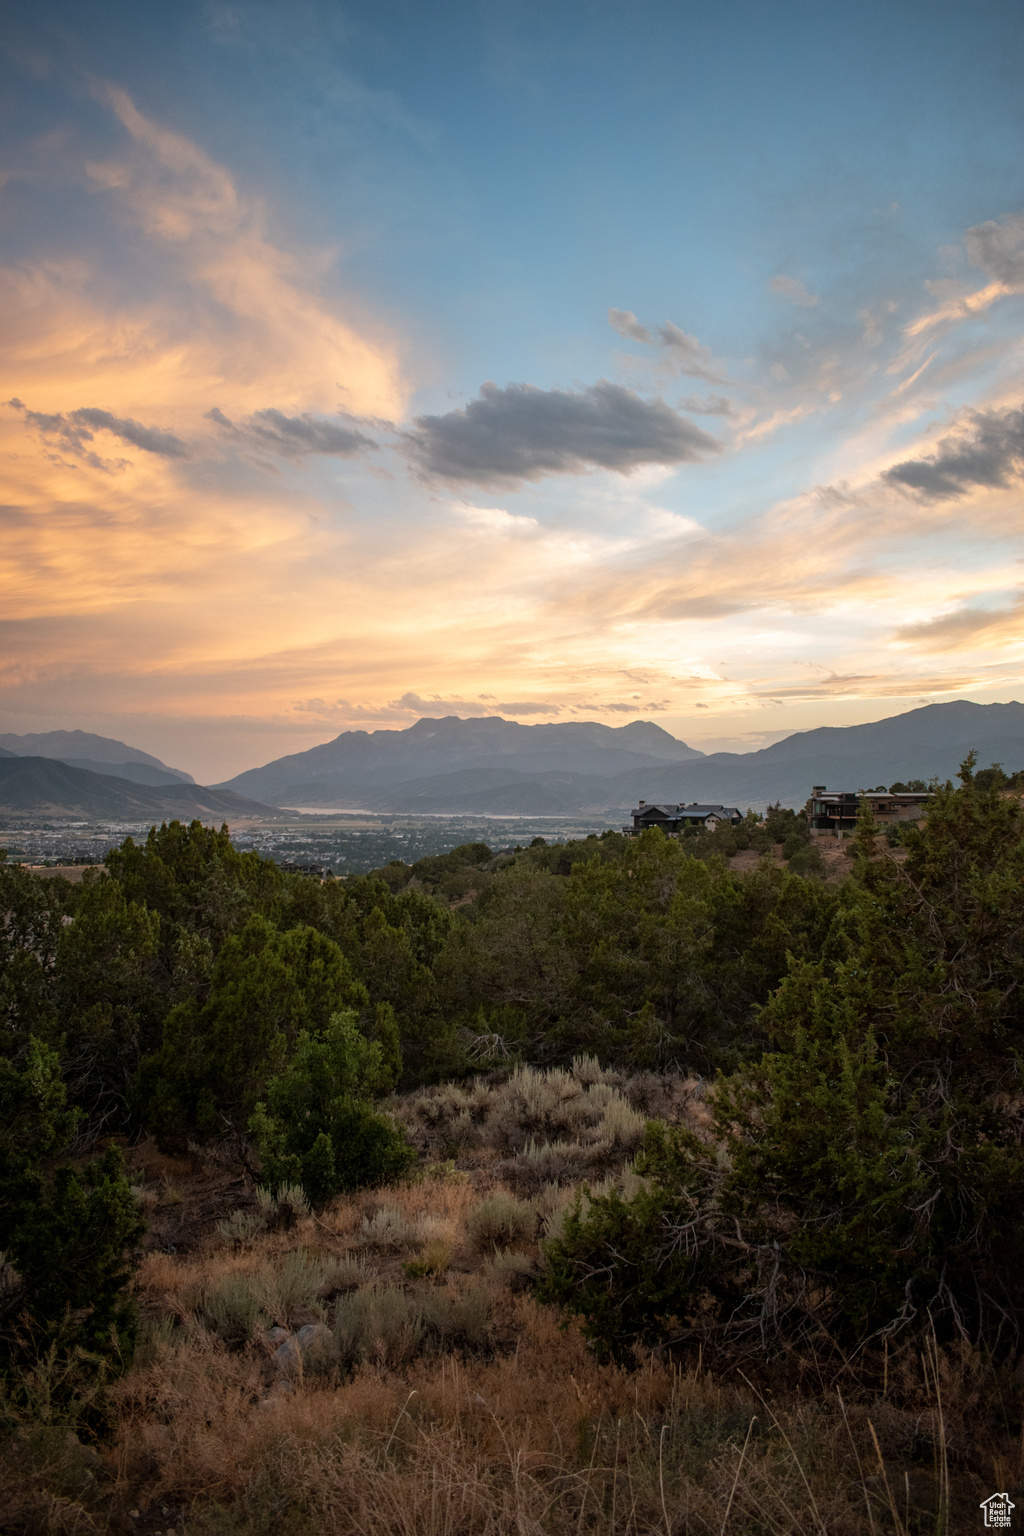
[0,730,195,786]
[216,700,1024,817]
[3,702,1024,821]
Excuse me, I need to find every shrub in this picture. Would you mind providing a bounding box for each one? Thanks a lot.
[332,1286,422,1367]
[255,1182,310,1230]
[419,1283,490,1349]
[250,1012,414,1205]
[402,1239,452,1278]
[141,918,368,1141]
[203,1276,266,1346]
[216,1209,266,1248]
[786,843,824,877]
[485,1248,538,1292]
[358,1205,418,1253]
[467,1194,535,1253]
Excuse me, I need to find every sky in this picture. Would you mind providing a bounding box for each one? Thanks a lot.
[2,0,1024,782]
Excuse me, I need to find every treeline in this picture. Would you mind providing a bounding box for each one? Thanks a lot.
[3,800,829,1129]
[3,764,1024,1401]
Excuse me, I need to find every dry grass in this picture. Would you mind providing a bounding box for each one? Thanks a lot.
[0,1155,1013,1536]
[0,1115,1016,1533]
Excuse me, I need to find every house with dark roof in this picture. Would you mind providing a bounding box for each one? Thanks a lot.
[625,800,742,835]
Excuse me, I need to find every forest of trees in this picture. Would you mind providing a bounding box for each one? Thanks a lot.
[2,761,1022,1425]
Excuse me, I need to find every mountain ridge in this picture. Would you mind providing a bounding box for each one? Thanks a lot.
[225,701,1024,815]
[216,716,703,802]
[0,730,195,785]
[0,758,276,821]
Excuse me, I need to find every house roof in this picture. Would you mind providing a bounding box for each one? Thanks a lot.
[633,802,741,818]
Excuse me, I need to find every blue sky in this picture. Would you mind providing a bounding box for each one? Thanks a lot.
[2,0,1023,778]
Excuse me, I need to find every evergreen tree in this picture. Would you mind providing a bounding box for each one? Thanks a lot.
[249,1011,414,1203]
[139,915,367,1139]
[0,1039,142,1389]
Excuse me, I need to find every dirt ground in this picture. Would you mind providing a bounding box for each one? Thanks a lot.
[18,863,103,881]
[727,836,893,883]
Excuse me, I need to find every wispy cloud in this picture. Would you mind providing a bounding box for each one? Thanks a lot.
[207,406,376,459]
[769,274,819,307]
[895,591,1024,652]
[390,691,495,716]
[608,309,727,382]
[965,211,1024,286]
[9,399,189,466]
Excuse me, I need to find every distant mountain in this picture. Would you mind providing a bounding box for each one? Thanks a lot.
[243,701,1024,816]
[56,759,197,787]
[217,716,703,804]
[0,730,194,785]
[0,758,275,821]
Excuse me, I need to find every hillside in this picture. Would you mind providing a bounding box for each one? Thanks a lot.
[0,757,276,820]
[4,782,1015,1532]
[0,728,195,785]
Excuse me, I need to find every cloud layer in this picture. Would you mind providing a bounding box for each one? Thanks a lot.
[208,407,375,458]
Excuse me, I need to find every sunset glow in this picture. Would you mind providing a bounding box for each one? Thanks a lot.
[3,2,1024,780]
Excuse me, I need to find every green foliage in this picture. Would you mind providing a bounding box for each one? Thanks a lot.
[0,862,66,1054]
[540,757,1024,1360]
[370,1001,403,1090]
[55,877,161,1124]
[140,915,368,1138]
[249,1011,414,1204]
[105,819,283,950]
[786,842,824,876]
[971,762,1024,792]
[435,829,838,1069]
[0,1039,142,1391]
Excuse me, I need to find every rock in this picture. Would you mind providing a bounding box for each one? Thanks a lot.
[296,1322,332,1350]
[271,1321,333,1373]
[264,1325,291,1347]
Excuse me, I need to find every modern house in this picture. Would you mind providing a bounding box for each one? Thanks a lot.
[809,786,932,834]
[625,800,743,835]
[276,859,335,879]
